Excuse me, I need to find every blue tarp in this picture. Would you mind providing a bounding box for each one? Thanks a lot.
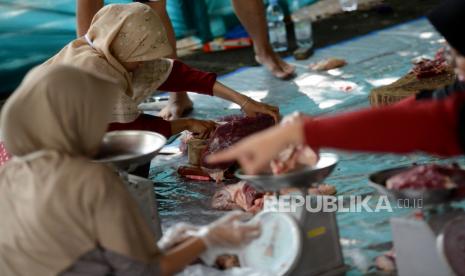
[150,18,465,275]
[0,0,76,95]
[0,0,319,95]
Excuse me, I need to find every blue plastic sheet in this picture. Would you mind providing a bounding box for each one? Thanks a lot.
[151,18,465,275]
[0,0,320,96]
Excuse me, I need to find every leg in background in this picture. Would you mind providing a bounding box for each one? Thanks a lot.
[145,0,194,120]
[231,0,295,79]
[76,0,104,37]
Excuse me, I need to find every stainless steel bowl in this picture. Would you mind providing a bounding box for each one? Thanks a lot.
[94,131,166,172]
[369,165,465,206]
[235,152,339,192]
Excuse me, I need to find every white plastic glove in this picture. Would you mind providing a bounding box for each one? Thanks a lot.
[196,211,261,250]
[157,222,200,252]
[193,211,262,266]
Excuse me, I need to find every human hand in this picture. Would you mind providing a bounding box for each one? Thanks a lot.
[241,97,280,123]
[206,121,305,175]
[157,222,199,251]
[187,119,217,139]
[196,211,261,250]
[171,118,216,138]
[281,111,309,125]
[454,51,465,82]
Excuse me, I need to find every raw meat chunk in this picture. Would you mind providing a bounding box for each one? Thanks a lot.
[215,255,240,269]
[386,164,465,190]
[270,145,318,175]
[212,182,336,213]
[201,114,275,170]
[281,184,337,196]
[211,181,264,213]
[310,58,347,71]
[375,250,396,273]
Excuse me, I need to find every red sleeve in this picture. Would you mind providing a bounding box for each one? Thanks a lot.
[158,60,217,95]
[108,113,172,138]
[304,94,465,156]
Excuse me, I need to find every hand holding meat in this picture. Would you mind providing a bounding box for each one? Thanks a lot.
[240,97,280,123]
[195,211,261,250]
[207,120,305,175]
[171,118,217,139]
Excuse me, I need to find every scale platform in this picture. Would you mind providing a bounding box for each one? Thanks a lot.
[235,152,339,192]
[369,165,465,206]
[235,152,346,276]
[369,165,465,276]
[94,130,166,172]
[94,130,167,239]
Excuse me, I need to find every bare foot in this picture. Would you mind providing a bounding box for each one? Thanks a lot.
[255,51,296,79]
[158,93,193,120]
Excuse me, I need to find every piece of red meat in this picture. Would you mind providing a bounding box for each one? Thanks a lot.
[387,164,465,190]
[411,49,449,79]
[201,114,275,170]
[215,255,240,269]
[211,181,264,213]
[270,145,318,175]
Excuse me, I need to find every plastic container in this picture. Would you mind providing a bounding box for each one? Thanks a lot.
[266,0,288,52]
[339,0,358,12]
[291,0,313,48]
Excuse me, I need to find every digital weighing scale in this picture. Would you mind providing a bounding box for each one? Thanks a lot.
[236,153,348,276]
[370,165,465,276]
[94,130,166,240]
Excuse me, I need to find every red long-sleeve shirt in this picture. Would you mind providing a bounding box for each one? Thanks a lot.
[158,60,216,94]
[108,113,172,138]
[304,93,465,156]
[108,60,217,137]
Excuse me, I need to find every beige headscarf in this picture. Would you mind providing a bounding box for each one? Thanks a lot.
[42,2,173,123]
[0,65,161,276]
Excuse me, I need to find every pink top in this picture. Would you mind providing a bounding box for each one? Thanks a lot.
[0,142,11,167]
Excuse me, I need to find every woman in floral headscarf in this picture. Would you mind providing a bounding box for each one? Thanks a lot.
[0,65,260,276]
[43,2,279,139]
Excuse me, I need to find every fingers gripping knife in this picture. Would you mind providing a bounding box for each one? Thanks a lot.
[236,153,348,276]
[94,130,166,240]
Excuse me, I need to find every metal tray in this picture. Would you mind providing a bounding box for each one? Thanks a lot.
[94,130,166,172]
[235,153,338,192]
[369,165,465,206]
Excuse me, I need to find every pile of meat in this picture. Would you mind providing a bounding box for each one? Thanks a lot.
[178,114,275,182]
[270,145,318,175]
[177,114,336,213]
[386,164,465,190]
[211,181,337,213]
[211,181,265,214]
[200,114,275,171]
[411,48,449,79]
